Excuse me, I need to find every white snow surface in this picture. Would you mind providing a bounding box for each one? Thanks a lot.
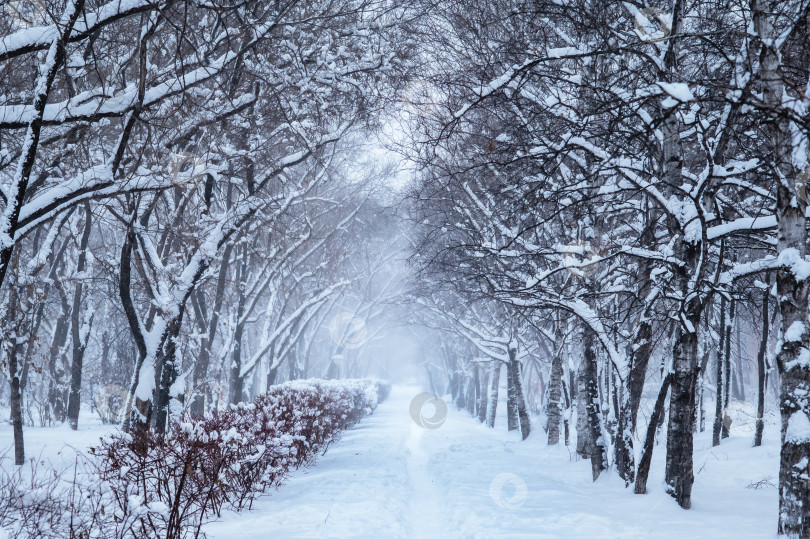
[202,386,778,538]
[786,411,810,444]
[0,390,780,538]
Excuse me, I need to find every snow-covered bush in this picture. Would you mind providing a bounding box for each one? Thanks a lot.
[89,378,389,538]
[0,378,388,538]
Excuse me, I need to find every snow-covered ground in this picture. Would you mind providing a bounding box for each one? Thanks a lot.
[0,389,778,538]
[202,386,779,538]
[0,406,111,470]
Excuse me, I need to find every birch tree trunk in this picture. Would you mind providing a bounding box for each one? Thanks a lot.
[751,1,810,533]
[548,349,564,445]
[583,328,607,479]
[665,311,701,508]
[509,350,531,440]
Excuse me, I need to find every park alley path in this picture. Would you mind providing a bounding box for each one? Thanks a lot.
[204,386,777,538]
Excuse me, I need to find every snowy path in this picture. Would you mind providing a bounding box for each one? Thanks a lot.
[205,386,779,538]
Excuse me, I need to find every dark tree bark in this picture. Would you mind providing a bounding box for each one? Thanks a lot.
[151,314,184,433]
[120,227,148,433]
[67,204,93,430]
[562,378,571,446]
[754,276,770,447]
[713,296,727,447]
[47,290,71,424]
[228,245,249,405]
[614,377,635,485]
[509,352,531,440]
[722,297,735,439]
[665,311,701,509]
[266,366,278,389]
[583,328,607,480]
[635,374,672,495]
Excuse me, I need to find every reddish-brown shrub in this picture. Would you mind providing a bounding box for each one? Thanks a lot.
[87,378,389,538]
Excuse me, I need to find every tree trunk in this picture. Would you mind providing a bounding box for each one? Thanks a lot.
[562,378,571,446]
[722,297,735,439]
[713,296,726,447]
[228,246,248,405]
[548,350,564,445]
[628,318,652,432]
[509,352,531,440]
[614,377,635,485]
[665,318,700,509]
[152,316,184,433]
[576,366,591,459]
[120,227,149,432]
[754,276,770,447]
[67,204,92,430]
[635,374,672,495]
[732,309,745,402]
[476,363,487,423]
[750,1,810,532]
[47,291,70,424]
[5,284,26,465]
[583,328,607,480]
[486,362,500,428]
[465,371,477,416]
[506,352,519,431]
